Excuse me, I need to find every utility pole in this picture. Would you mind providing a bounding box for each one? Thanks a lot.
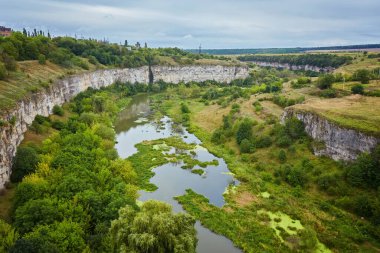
[198,44,202,54]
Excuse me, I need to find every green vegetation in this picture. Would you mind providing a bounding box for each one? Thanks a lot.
[110,200,197,253]
[153,79,380,252]
[238,54,352,68]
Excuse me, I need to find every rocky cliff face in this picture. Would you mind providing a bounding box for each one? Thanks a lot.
[0,65,249,188]
[250,61,334,72]
[282,108,379,161]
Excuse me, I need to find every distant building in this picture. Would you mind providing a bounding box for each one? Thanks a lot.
[0,26,12,37]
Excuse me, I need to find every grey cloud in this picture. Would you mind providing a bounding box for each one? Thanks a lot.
[0,0,379,48]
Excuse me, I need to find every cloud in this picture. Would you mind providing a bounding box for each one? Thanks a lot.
[0,0,379,48]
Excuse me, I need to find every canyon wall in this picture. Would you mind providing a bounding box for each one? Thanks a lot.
[0,65,249,188]
[282,108,379,161]
[250,61,334,72]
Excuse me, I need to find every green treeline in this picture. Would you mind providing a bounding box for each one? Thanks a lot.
[0,31,215,80]
[238,54,352,68]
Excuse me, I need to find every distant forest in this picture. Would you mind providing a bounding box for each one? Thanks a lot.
[238,54,353,68]
[187,44,380,55]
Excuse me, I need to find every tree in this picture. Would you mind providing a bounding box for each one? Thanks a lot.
[22,220,86,252]
[351,84,364,95]
[316,74,335,89]
[38,54,46,65]
[236,118,253,145]
[11,146,40,182]
[284,117,305,140]
[0,219,19,252]
[52,105,64,116]
[110,200,197,253]
[353,69,370,84]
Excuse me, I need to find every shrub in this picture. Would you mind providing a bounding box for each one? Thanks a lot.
[236,118,253,145]
[211,129,225,144]
[51,120,65,130]
[38,54,46,65]
[284,117,305,140]
[11,146,39,182]
[352,69,370,84]
[256,135,272,148]
[278,150,287,163]
[240,139,252,153]
[351,84,364,95]
[319,88,337,98]
[317,74,335,89]
[52,105,64,116]
[0,62,7,80]
[180,103,190,113]
[276,135,292,147]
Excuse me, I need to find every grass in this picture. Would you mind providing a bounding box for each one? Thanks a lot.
[290,95,380,137]
[157,86,380,253]
[0,60,97,111]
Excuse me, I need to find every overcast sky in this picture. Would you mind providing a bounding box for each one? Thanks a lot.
[1,0,379,49]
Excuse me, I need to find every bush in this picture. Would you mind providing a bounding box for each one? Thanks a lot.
[236,118,253,145]
[51,120,65,130]
[211,129,225,144]
[38,54,46,65]
[180,103,190,113]
[3,54,17,71]
[352,69,370,84]
[317,74,335,89]
[351,84,364,95]
[284,117,305,140]
[256,135,272,148]
[0,62,7,80]
[278,150,287,163]
[240,139,252,153]
[52,105,64,116]
[11,146,39,182]
[276,135,292,147]
[319,88,337,98]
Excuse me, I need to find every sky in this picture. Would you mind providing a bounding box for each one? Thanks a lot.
[0,0,379,49]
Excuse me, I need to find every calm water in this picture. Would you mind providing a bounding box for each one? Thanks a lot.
[115,94,242,253]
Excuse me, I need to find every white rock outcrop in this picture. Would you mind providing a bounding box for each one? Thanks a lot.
[282,108,379,161]
[0,65,249,188]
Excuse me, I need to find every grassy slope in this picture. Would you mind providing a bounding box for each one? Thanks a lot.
[161,94,379,252]
[0,60,98,111]
[290,95,380,137]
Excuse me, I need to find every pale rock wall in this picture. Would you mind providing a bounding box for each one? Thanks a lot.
[0,65,249,188]
[282,108,379,161]
[249,61,334,72]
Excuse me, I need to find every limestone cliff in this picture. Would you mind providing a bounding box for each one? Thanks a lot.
[282,108,379,161]
[0,65,249,188]
[250,61,334,72]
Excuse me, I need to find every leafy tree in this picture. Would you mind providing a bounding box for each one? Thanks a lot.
[38,54,46,64]
[351,84,364,94]
[0,219,19,252]
[52,105,64,116]
[284,117,305,140]
[236,118,253,145]
[353,69,370,84]
[346,145,380,189]
[11,146,40,182]
[110,200,197,253]
[317,74,335,89]
[23,220,86,252]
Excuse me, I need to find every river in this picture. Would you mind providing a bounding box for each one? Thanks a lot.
[114,94,242,253]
